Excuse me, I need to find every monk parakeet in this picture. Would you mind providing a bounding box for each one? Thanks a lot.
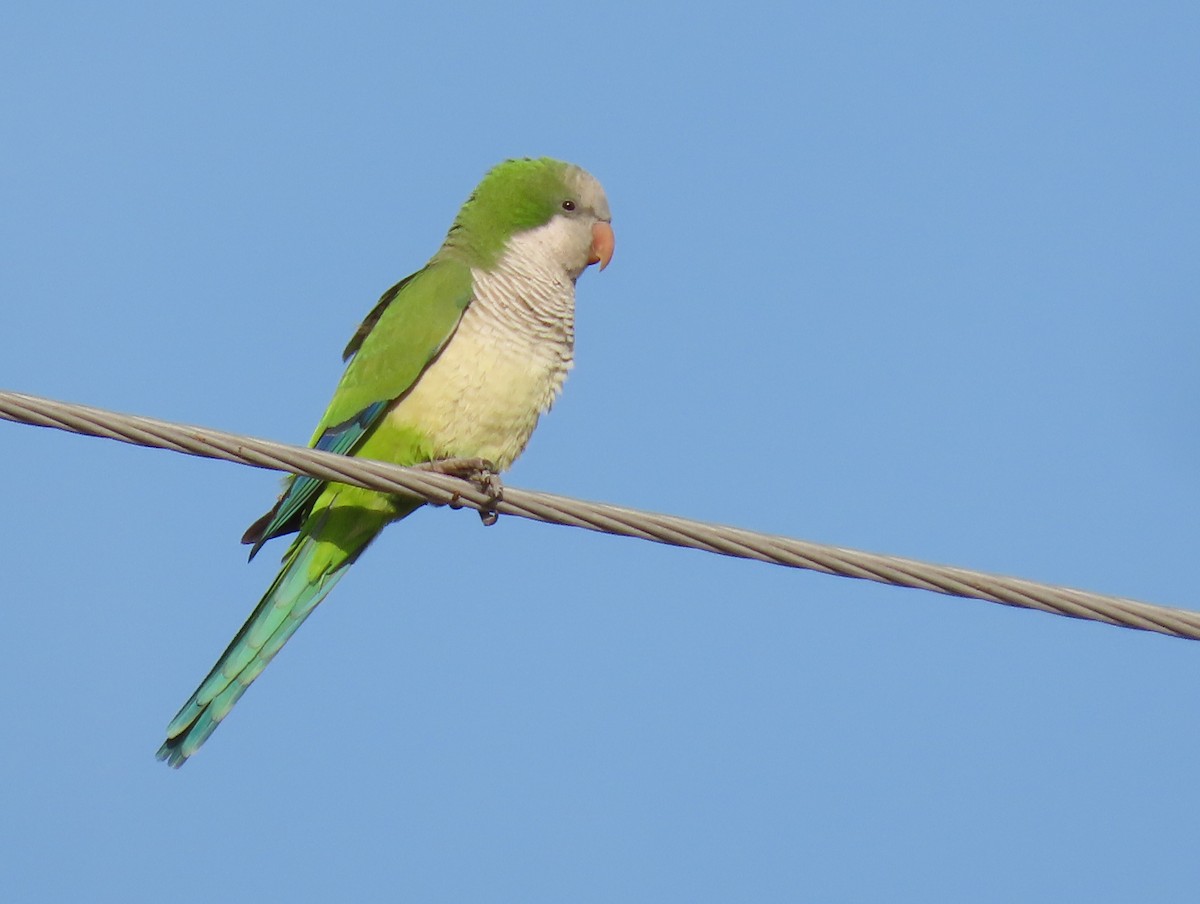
[157,157,614,766]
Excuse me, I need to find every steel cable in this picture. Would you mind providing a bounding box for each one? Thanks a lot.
[3,388,1196,641]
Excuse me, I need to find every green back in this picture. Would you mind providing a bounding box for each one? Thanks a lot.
[315,259,473,435]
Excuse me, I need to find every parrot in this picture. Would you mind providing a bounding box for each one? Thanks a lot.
[157,157,614,766]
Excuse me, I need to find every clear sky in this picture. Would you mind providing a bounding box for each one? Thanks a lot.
[3,3,1198,901]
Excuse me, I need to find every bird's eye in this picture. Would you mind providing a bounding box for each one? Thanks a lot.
[561,199,576,211]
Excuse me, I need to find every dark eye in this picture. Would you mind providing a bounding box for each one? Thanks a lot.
[561,199,576,211]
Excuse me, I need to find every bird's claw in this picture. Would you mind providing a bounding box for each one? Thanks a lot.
[421,457,503,525]
[473,469,503,526]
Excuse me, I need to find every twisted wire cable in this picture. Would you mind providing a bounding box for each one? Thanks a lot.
[3,388,1196,641]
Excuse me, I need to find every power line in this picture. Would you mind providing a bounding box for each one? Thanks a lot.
[2,388,1196,641]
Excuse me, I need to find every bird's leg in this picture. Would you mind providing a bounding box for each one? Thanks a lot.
[416,457,504,526]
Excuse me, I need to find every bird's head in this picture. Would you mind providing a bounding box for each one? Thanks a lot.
[445,157,614,279]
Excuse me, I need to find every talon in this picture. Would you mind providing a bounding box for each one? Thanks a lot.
[476,467,503,527]
[422,456,503,522]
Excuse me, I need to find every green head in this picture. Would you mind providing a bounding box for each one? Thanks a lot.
[440,157,613,273]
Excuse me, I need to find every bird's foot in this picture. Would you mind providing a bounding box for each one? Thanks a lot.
[419,457,504,526]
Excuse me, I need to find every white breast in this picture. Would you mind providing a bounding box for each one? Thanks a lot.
[386,223,578,470]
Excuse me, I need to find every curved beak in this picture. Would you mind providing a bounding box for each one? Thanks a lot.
[588,221,615,271]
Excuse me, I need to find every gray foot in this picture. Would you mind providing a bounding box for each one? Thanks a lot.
[418,457,503,525]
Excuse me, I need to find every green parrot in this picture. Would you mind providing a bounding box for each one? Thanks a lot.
[157,157,614,766]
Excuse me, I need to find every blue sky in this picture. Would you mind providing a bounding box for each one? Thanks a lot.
[2,3,1198,901]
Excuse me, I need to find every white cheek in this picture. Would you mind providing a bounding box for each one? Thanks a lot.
[515,215,591,275]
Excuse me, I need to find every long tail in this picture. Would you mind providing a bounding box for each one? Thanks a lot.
[157,506,383,767]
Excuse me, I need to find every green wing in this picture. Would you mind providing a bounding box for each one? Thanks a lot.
[244,258,474,556]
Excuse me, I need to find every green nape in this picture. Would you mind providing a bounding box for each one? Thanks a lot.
[439,157,576,270]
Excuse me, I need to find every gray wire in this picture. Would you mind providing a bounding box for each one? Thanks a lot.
[2,388,1196,641]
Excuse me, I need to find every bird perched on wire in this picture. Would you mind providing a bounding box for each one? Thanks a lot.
[158,157,614,766]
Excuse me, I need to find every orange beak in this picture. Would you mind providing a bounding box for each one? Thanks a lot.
[588,221,615,271]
